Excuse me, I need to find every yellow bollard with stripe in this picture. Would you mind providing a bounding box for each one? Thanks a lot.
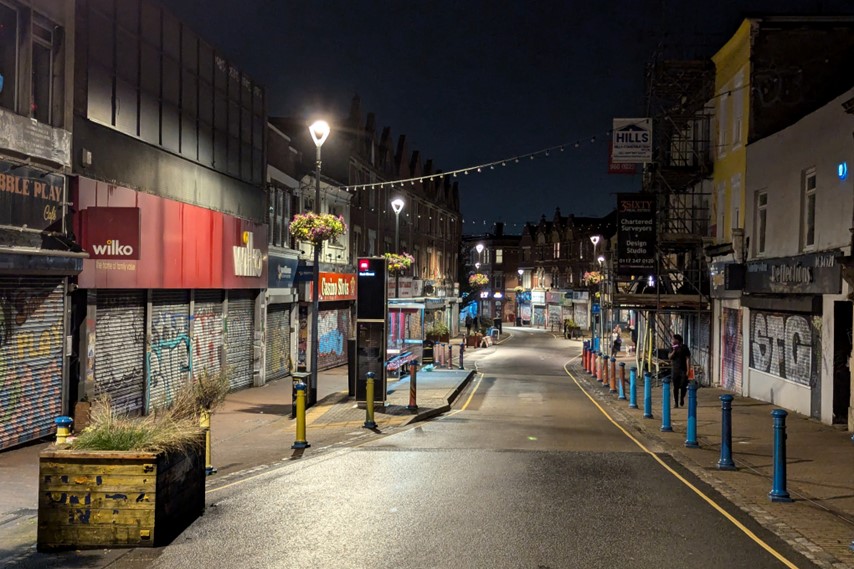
[292,382,310,449]
[363,372,378,429]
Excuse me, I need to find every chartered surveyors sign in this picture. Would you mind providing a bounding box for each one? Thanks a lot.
[617,194,656,276]
[611,118,652,163]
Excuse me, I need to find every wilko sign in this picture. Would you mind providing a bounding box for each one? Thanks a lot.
[80,207,141,260]
[233,231,263,277]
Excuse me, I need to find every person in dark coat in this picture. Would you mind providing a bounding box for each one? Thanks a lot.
[465,314,473,336]
[668,334,691,407]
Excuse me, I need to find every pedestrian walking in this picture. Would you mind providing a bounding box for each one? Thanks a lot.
[465,314,473,336]
[611,330,622,356]
[668,334,691,407]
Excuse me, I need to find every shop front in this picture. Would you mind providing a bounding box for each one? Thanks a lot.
[265,248,299,383]
[72,177,267,416]
[742,252,848,424]
[0,161,83,450]
[531,290,546,329]
[300,271,355,372]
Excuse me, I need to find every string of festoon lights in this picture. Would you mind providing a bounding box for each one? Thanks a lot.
[335,129,615,195]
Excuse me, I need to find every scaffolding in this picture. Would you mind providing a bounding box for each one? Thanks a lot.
[608,57,716,384]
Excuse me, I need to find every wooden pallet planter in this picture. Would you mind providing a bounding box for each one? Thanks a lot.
[37,443,205,551]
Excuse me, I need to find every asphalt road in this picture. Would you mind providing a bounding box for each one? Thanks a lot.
[116,328,819,569]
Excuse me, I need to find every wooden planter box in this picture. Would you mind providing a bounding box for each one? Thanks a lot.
[37,444,205,551]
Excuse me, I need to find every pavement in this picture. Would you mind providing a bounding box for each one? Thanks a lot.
[1,328,853,569]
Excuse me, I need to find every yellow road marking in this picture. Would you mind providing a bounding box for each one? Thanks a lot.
[449,373,484,415]
[563,358,801,569]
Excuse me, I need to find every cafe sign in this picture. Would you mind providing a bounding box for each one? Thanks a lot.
[0,161,65,231]
[745,251,842,295]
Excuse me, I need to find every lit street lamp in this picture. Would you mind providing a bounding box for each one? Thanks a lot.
[517,268,524,326]
[590,235,601,347]
[391,197,404,298]
[598,254,606,349]
[308,119,330,405]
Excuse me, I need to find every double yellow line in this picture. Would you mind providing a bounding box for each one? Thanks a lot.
[563,359,801,569]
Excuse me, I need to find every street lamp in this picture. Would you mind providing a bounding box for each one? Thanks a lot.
[308,119,330,405]
[475,262,481,270]
[598,254,606,350]
[516,268,524,326]
[391,197,404,298]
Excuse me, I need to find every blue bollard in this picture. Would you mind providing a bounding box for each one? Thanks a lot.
[769,409,793,502]
[643,372,653,419]
[685,381,699,448]
[717,394,736,470]
[593,336,600,353]
[618,362,626,400]
[629,367,638,409]
[661,378,673,432]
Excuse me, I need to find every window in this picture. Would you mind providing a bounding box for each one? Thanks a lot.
[367,229,376,256]
[803,169,816,249]
[553,243,560,259]
[0,4,64,126]
[756,191,767,256]
[495,249,503,264]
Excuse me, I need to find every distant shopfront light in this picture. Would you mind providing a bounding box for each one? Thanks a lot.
[839,162,848,181]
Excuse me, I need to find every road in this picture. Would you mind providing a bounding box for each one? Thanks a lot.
[115,328,818,568]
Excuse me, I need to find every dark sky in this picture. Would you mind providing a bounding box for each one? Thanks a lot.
[166,0,852,233]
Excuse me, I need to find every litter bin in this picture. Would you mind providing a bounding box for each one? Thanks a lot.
[422,340,434,365]
[291,372,311,418]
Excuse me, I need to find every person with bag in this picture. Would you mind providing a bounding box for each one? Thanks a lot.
[611,329,622,356]
[668,334,691,407]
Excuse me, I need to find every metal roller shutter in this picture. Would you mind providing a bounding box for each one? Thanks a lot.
[226,290,254,390]
[0,277,65,450]
[265,304,290,381]
[317,307,349,370]
[95,290,146,416]
[193,290,223,379]
[148,290,190,411]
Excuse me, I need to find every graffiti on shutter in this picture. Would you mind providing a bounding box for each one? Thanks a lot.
[0,277,64,450]
[227,291,254,390]
[317,308,349,369]
[265,304,290,380]
[95,291,146,415]
[147,290,190,411]
[194,290,223,379]
[721,308,743,392]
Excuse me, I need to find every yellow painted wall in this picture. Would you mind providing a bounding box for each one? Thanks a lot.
[711,19,752,244]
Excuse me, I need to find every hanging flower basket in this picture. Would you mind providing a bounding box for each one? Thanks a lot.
[384,252,414,273]
[289,212,347,243]
[469,273,489,287]
[583,271,603,285]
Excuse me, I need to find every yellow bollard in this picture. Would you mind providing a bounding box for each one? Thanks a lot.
[54,416,73,445]
[292,382,310,449]
[364,372,378,429]
[200,409,217,474]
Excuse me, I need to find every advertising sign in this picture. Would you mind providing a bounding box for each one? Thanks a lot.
[611,118,652,163]
[268,250,299,289]
[74,177,267,289]
[616,193,656,276]
[80,207,140,260]
[608,142,638,174]
[0,161,65,231]
[357,257,387,320]
[307,272,356,302]
[745,252,842,295]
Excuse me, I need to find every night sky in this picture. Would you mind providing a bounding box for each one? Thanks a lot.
[166,0,853,233]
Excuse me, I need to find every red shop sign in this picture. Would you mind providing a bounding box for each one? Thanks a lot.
[308,272,356,302]
[73,177,267,289]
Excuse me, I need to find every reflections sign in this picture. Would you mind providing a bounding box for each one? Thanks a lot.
[617,194,656,276]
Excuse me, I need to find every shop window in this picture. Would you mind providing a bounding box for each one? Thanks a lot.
[802,169,816,250]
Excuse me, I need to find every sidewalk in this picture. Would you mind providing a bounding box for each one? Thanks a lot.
[567,341,854,569]
[0,341,484,566]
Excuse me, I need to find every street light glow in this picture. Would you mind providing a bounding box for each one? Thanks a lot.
[309,120,330,147]
[590,235,600,246]
[391,197,405,214]
[475,243,484,254]
[597,255,605,265]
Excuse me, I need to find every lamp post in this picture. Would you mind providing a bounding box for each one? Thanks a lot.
[391,197,404,298]
[598,254,606,350]
[308,120,330,406]
[517,268,524,325]
[475,243,484,322]
[590,235,601,344]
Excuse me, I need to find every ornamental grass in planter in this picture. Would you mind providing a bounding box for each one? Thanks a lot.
[37,370,229,551]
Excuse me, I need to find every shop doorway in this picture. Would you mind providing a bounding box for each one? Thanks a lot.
[832,301,852,424]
